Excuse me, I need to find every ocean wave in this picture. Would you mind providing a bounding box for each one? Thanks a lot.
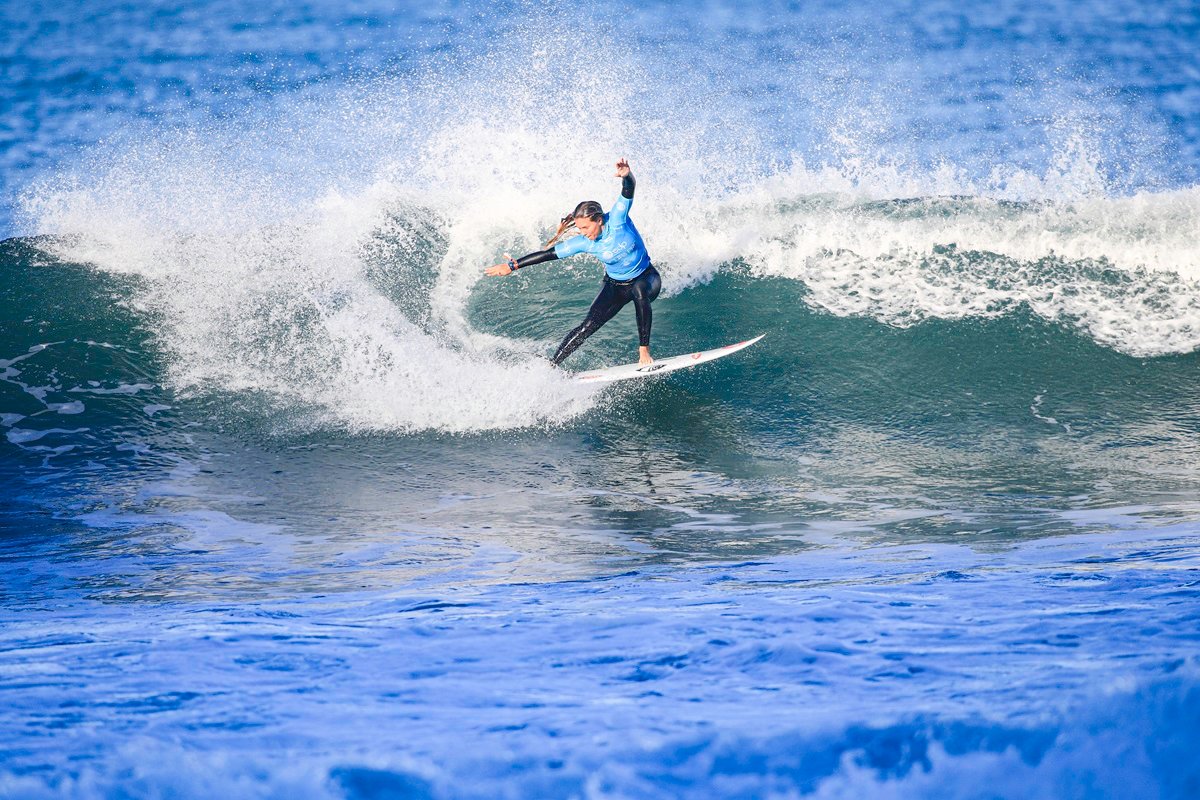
[13,17,1200,433]
[716,186,1200,357]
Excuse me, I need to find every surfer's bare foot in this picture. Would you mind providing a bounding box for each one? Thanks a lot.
[638,346,653,366]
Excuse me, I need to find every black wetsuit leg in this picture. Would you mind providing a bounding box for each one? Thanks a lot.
[552,279,625,365]
[551,265,662,365]
[630,265,662,346]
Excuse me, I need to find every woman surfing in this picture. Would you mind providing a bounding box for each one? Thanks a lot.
[484,159,662,366]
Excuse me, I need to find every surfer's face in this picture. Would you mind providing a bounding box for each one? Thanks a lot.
[575,215,603,240]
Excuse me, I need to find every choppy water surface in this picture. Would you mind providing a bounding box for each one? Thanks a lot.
[3,1,1200,797]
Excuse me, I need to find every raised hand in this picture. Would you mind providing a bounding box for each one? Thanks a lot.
[615,158,631,178]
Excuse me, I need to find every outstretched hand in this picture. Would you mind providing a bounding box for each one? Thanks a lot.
[615,158,631,178]
[484,255,515,277]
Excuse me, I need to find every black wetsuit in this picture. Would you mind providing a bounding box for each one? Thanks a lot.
[508,174,662,365]
[552,265,661,364]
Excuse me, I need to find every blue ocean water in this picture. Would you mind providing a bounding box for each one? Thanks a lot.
[4,1,1200,797]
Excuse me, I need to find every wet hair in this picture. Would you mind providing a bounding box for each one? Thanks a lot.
[544,200,604,248]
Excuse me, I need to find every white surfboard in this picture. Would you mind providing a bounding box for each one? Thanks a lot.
[573,335,765,384]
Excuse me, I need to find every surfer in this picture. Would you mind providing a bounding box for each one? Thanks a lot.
[484,158,662,366]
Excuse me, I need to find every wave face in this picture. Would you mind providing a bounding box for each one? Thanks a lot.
[4,1,1200,799]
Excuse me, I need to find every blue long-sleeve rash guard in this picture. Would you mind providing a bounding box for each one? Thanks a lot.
[553,191,650,281]
[510,174,651,281]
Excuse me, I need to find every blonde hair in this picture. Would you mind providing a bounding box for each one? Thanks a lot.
[544,200,604,248]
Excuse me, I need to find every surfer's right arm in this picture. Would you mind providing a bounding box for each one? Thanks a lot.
[484,248,559,277]
[485,234,591,276]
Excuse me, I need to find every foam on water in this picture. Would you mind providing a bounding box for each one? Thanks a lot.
[2,679,1197,800]
[716,176,1200,356]
[2,521,1198,799]
[22,132,599,434]
[18,10,1200,435]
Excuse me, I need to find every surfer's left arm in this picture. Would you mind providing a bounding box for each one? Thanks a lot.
[608,159,635,227]
[615,158,635,199]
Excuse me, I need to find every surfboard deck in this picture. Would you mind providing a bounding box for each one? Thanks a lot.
[573,334,765,384]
